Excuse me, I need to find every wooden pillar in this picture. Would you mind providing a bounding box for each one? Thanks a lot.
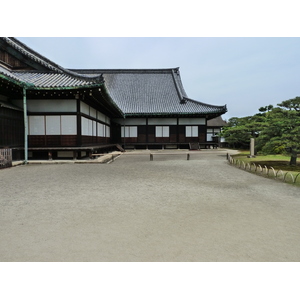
[23,88,28,164]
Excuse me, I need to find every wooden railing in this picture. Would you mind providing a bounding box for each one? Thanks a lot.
[0,149,12,169]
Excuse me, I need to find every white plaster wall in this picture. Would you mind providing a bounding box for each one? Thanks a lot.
[148,118,177,125]
[97,123,105,137]
[155,126,169,137]
[29,115,77,135]
[93,121,97,136]
[90,107,97,118]
[179,118,205,125]
[29,116,45,135]
[106,125,110,138]
[46,116,60,134]
[18,100,77,113]
[97,111,106,122]
[81,117,89,136]
[61,116,77,135]
[80,102,90,115]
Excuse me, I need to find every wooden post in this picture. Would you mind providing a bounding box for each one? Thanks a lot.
[23,88,28,164]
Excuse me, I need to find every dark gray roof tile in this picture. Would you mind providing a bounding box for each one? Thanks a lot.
[72,68,227,116]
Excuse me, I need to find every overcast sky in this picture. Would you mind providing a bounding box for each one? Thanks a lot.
[16,37,300,120]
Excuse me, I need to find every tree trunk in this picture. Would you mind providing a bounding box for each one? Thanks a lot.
[289,148,298,166]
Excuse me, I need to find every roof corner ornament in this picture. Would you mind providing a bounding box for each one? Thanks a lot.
[180,97,187,104]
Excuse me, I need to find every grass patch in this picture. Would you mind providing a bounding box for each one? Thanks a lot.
[230,153,300,185]
[232,153,300,171]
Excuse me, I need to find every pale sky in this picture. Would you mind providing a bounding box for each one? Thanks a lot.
[16,37,300,120]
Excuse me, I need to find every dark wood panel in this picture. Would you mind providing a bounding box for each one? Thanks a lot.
[138,133,146,143]
[155,137,170,143]
[0,107,24,147]
[60,135,77,146]
[199,133,206,142]
[45,135,61,146]
[29,135,78,147]
[28,136,46,147]
[124,137,138,143]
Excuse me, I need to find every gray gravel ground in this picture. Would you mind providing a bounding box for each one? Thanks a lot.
[1,149,299,261]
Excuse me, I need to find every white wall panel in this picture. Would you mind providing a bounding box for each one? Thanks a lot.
[207,133,213,141]
[186,126,198,137]
[130,126,137,137]
[121,126,137,138]
[81,117,89,135]
[90,107,97,118]
[26,100,76,113]
[46,116,61,134]
[29,116,45,135]
[148,118,177,125]
[179,118,205,125]
[98,123,105,137]
[106,126,110,137]
[88,119,92,136]
[155,126,169,137]
[61,116,77,135]
[186,126,192,137]
[80,101,90,115]
[93,121,97,136]
[97,111,106,122]
[155,126,163,137]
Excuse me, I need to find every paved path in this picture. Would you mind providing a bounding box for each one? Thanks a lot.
[1,149,299,261]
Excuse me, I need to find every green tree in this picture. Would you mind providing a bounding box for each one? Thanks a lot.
[221,114,266,149]
[256,97,300,165]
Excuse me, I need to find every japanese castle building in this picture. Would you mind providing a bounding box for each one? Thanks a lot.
[0,37,227,160]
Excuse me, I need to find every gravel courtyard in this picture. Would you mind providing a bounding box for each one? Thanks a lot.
[1,149,300,262]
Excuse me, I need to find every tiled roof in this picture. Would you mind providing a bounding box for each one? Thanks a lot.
[1,37,63,72]
[0,38,104,88]
[0,66,104,89]
[0,65,25,85]
[1,38,227,117]
[71,68,227,116]
[11,71,104,88]
[207,116,227,127]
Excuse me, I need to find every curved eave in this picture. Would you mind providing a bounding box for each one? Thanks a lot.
[0,72,34,89]
[26,83,104,90]
[100,84,125,117]
[124,110,227,118]
[0,73,104,91]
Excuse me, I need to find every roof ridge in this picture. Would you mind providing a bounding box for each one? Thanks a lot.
[171,69,184,102]
[70,68,180,74]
